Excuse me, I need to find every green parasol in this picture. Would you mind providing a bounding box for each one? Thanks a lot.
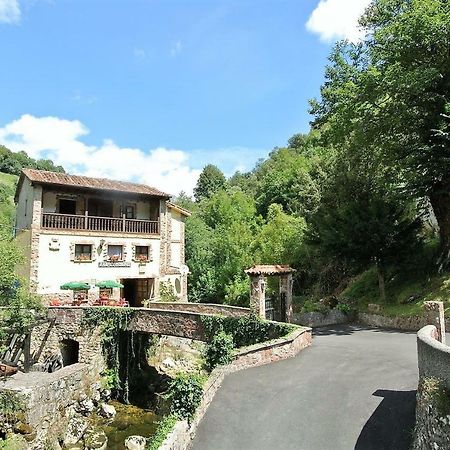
[95,280,124,289]
[60,281,90,290]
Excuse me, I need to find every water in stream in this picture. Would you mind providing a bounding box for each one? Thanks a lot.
[93,400,160,450]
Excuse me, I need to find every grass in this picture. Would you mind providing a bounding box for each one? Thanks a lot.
[0,172,18,225]
[342,238,450,318]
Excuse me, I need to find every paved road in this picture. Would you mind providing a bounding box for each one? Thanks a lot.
[192,325,419,450]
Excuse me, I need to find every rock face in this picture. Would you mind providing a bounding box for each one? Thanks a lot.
[77,399,95,415]
[63,416,88,446]
[125,435,147,450]
[99,403,116,419]
[413,378,450,449]
[83,429,108,450]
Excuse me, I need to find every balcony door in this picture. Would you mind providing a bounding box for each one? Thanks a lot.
[88,198,113,217]
[59,199,77,215]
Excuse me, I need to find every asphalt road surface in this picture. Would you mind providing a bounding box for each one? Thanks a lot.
[192,325,419,450]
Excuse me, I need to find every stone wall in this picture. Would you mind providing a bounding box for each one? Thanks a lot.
[34,308,104,370]
[159,327,312,450]
[357,312,433,331]
[0,363,102,448]
[416,325,450,389]
[147,302,251,318]
[293,309,353,328]
[413,325,450,449]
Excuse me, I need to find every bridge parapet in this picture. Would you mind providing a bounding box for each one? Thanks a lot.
[47,305,251,341]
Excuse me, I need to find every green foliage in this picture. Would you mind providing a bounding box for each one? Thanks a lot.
[193,164,226,202]
[420,377,450,417]
[310,0,450,266]
[165,373,205,421]
[336,302,351,314]
[186,189,258,304]
[201,314,295,348]
[204,331,234,370]
[299,299,328,314]
[0,145,65,176]
[0,391,25,425]
[146,414,178,450]
[159,281,178,302]
[100,368,120,390]
[0,215,43,334]
[254,204,306,265]
[82,308,134,393]
[342,240,450,318]
[254,147,323,218]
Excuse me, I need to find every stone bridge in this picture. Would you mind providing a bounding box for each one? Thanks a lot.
[47,303,251,341]
[27,304,252,370]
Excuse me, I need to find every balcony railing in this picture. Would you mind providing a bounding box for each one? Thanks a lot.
[42,213,159,234]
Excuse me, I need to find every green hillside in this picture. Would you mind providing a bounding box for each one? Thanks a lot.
[342,240,450,318]
[0,171,18,226]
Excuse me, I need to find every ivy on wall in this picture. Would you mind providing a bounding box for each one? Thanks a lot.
[201,313,295,348]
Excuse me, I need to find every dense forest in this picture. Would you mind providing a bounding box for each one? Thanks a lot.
[0,0,449,318]
[178,0,450,315]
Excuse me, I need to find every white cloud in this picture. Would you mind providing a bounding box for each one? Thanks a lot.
[306,0,371,43]
[0,0,21,24]
[170,40,182,57]
[0,114,201,196]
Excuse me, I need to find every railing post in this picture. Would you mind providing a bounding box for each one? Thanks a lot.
[122,214,126,232]
[84,211,88,229]
[424,301,446,344]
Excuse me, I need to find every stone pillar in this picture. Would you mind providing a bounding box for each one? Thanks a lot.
[424,301,446,344]
[29,185,43,292]
[279,274,293,323]
[249,274,266,319]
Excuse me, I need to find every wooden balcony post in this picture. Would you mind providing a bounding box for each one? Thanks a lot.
[84,210,88,229]
[122,213,126,232]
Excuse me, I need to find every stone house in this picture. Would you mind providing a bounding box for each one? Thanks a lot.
[14,169,190,305]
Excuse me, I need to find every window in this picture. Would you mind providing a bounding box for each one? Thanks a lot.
[108,245,123,261]
[59,199,77,215]
[74,244,92,261]
[124,204,136,219]
[135,245,149,262]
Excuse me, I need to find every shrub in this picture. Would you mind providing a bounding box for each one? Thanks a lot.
[147,414,178,450]
[204,331,234,370]
[159,281,178,302]
[201,313,295,348]
[166,373,204,421]
[336,302,351,314]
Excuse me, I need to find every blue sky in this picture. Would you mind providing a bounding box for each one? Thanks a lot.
[0,0,370,194]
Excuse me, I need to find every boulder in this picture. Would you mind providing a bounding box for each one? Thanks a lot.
[78,399,95,415]
[84,429,108,450]
[125,435,147,450]
[162,357,176,369]
[63,416,88,446]
[99,403,116,419]
[100,389,111,401]
[91,389,101,404]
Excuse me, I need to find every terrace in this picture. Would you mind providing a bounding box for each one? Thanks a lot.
[42,212,159,234]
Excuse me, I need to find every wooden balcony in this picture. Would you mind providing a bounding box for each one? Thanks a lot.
[42,213,159,234]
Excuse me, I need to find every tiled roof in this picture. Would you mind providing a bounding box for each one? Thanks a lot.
[167,201,191,217]
[245,264,296,276]
[19,169,171,198]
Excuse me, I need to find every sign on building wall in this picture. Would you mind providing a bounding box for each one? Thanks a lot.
[98,261,132,268]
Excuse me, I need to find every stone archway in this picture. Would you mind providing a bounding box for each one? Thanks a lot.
[245,265,296,323]
[60,339,80,366]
